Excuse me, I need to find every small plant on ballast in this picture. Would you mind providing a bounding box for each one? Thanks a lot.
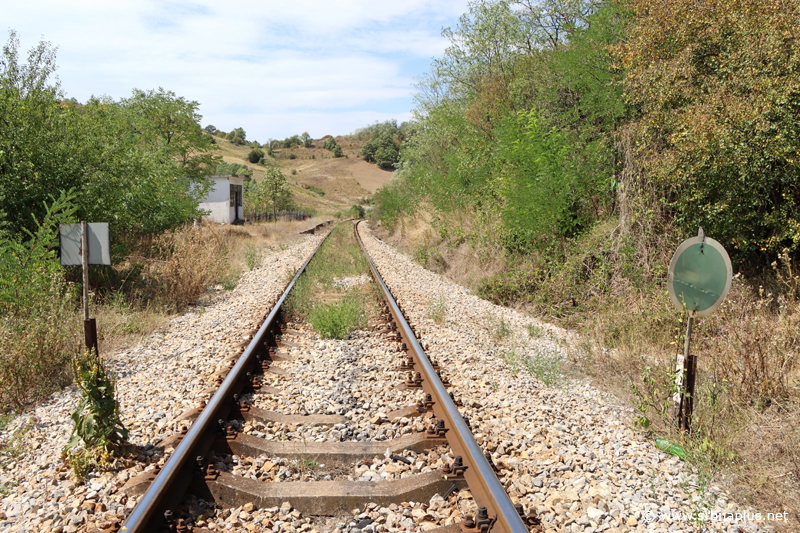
[63,348,128,480]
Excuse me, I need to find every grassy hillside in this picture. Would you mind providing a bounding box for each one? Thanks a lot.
[211,134,391,214]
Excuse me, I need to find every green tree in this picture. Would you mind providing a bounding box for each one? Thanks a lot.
[227,127,246,143]
[614,0,800,261]
[247,147,265,163]
[0,32,217,246]
[301,132,312,148]
[261,167,293,219]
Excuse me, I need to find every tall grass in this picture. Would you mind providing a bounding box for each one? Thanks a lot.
[0,273,80,410]
[147,224,231,311]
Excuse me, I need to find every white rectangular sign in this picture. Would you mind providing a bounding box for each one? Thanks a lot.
[59,223,111,266]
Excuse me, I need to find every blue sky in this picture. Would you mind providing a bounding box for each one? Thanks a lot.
[4,1,471,142]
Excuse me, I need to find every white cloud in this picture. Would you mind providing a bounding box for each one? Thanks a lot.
[3,0,469,139]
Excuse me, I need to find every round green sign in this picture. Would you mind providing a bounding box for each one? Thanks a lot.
[668,234,732,317]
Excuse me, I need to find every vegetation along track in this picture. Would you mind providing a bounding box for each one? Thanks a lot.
[119,221,532,533]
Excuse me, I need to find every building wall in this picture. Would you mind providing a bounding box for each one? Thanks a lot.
[199,200,230,223]
[198,176,245,224]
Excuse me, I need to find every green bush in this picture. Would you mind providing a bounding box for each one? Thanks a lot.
[247,148,265,163]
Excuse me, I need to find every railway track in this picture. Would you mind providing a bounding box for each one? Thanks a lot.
[117,221,536,533]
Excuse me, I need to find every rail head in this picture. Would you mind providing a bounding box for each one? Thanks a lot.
[354,221,528,533]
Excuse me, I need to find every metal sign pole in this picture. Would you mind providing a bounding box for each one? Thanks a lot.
[80,221,98,354]
[81,221,89,321]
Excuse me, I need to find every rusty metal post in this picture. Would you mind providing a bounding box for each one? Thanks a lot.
[678,354,697,431]
[677,316,695,431]
[80,221,98,354]
[84,318,98,355]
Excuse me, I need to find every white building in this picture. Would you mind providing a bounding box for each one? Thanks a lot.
[198,174,245,224]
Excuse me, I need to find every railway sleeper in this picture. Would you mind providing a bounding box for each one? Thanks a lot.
[191,469,467,516]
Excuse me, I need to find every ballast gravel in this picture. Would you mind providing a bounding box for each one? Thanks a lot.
[0,222,773,533]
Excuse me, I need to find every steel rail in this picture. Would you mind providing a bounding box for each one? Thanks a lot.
[355,221,528,533]
[120,227,335,533]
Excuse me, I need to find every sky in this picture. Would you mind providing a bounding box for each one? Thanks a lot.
[4,0,471,142]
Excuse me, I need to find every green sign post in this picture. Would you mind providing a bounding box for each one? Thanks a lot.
[667,228,732,431]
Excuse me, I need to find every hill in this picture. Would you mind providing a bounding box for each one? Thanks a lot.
[211,134,393,213]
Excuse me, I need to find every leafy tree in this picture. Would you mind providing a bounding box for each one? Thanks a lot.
[0,32,216,245]
[614,0,800,261]
[227,127,246,143]
[360,132,399,169]
[213,162,251,176]
[301,132,312,148]
[323,136,337,151]
[282,134,302,148]
[246,167,294,220]
[205,124,217,134]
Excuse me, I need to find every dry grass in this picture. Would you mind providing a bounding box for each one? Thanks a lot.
[212,135,387,214]
[0,274,80,411]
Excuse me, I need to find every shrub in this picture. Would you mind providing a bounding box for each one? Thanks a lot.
[288,153,297,160]
[247,148,265,163]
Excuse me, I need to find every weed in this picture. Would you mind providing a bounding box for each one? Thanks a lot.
[219,275,238,291]
[522,346,564,387]
[288,456,319,474]
[285,222,375,337]
[503,347,521,376]
[308,294,367,339]
[63,348,127,480]
[681,467,717,529]
[488,315,512,340]
[244,242,261,271]
[0,415,39,467]
[526,324,545,338]
[428,295,447,324]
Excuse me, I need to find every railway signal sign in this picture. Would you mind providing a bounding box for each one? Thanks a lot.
[668,228,732,317]
[666,228,732,432]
